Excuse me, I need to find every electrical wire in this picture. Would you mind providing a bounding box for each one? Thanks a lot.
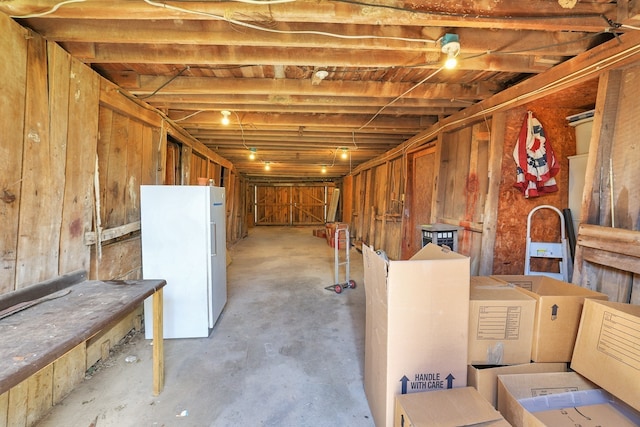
[355,66,444,131]
[142,0,437,45]
[230,0,295,4]
[173,110,205,122]
[137,66,190,100]
[9,0,86,18]
[332,0,610,23]
[369,36,640,164]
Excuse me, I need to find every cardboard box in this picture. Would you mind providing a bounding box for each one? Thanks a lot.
[394,387,510,427]
[468,283,536,365]
[497,371,598,426]
[507,386,640,426]
[532,400,640,427]
[363,243,470,427]
[467,362,567,408]
[571,299,640,411]
[492,275,608,362]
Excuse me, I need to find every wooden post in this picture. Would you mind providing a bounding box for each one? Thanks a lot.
[152,287,164,396]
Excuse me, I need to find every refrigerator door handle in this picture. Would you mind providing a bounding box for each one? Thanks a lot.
[211,222,217,256]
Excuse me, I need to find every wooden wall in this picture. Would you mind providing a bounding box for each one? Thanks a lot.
[573,67,640,304]
[1,26,98,292]
[492,103,582,276]
[348,30,640,298]
[350,157,404,260]
[0,14,247,425]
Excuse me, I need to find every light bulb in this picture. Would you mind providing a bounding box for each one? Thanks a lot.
[221,110,231,126]
[249,148,256,160]
[341,148,348,159]
[321,165,327,174]
[444,53,457,70]
[264,162,271,171]
[441,33,460,70]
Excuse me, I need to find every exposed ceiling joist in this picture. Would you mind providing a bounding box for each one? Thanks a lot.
[1,0,627,180]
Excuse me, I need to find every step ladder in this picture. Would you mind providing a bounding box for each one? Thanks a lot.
[525,205,571,282]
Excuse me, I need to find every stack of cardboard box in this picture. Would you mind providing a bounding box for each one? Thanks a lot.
[362,246,640,426]
[497,298,640,426]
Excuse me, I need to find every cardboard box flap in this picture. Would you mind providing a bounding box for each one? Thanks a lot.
[409,242,467,261]
[470,285,536,301]
[467,363,567,408]
[571,299,640,411]
[493,275,608,297]
[497,372,599,427]
[395,387,506,426]
[471,276,509,287]
[519,389,640,427]
[498,372,597,400]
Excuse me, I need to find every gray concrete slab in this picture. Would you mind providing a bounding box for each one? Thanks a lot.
[37,225,374,427]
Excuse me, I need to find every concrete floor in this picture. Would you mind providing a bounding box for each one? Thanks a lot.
[38,226,374,427]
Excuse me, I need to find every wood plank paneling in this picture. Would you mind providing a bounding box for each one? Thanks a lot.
[103,113,129,228]
[16,35,59,289]
[125,120,143,224]
[573,67,640,302]
[479,113,506,275]
[0,14,28,293]
[59,53,99,274]
[403,147,435,258]
[52,343,86,405]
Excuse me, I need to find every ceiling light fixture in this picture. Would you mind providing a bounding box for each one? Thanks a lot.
[341,147,349,159]
[321,165,327,174]
[249,147,257,160]
[221,110,231,125]
[311,69,329,86]
[264,162,271,171]
[441,33,461,70]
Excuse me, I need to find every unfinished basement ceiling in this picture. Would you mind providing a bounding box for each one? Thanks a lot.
[2,0,632,180]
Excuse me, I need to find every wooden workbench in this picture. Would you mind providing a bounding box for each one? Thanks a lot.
[0,278,166,396]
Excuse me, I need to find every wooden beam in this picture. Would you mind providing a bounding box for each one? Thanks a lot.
[26,19,600,55]
[5,0,616,32]
[577,224,640,259]
[352,29,640,173]
[124,77,496,100]
[66,43,562,74]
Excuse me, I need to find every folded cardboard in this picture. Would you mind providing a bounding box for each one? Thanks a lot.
[533,403,638,427]
[518,389,640,427]
[468,283,536,365]
[467,362,567,408]
[470,276,509,287]
[492,275,608,362]
[497,371,598,427]
[394,387,510,427]
[363,243,470,427]
[571,299,640,411]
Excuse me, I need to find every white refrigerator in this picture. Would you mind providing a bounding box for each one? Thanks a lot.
[140,185,227,339]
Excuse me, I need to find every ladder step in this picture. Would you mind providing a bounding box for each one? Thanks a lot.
[528,242,564,258]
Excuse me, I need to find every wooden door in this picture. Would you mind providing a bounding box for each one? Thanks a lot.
[402,147,436,258]
[255,185,329,225]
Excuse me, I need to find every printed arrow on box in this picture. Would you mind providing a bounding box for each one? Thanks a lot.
[446,373,455,389]
[399,376,409,394]
[551,304,559,320]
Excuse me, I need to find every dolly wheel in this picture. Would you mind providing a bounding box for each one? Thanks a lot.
[334,284,343,294]
[348,280,356,289]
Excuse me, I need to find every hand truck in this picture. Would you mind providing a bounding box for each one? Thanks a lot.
[324,224,356,294]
